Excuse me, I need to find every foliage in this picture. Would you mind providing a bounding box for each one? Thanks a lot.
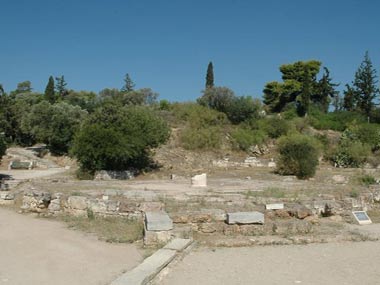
[276,134,321,179]
[121,73,135,92]
[309,109,366,131]
[329,141,371,168]
[0,135,6,162]
[205,61,214,89]
[197,86,235,113]
[44,76,56,104]
[258,116,291,138]
[263,60,339,115]
[21,101,87,154]
[71,104,170,173]
[173,103,227,150]
[225,96,261,124]
[231,128,267,151]
[63,90,98,112]
[55,75,68,97]
[353,51,379,116]
[359,174,377,187]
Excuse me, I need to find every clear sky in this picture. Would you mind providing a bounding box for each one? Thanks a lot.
[1,0,379,102]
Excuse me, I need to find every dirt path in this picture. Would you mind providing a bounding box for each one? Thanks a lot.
[159,241,380,285]
[0,208,142,285]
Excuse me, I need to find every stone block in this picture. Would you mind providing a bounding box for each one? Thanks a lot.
[266,203,284,210]
[145,211,173,231]
[191,173,207,187]
[67,196,88,210]
[226,211,264,225]
[144,230,172,246]
[163,238,192,251]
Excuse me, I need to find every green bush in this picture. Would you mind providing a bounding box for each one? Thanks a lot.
[359,174,377,187]
[230,128,267,151]
[181,126,223,150]
[276,134,321,179]
[172,103,227,127]
[309,109,366,131]
[71,104,170,173]
[348,123,380,151]
[258,117,290,139]
[330,142,371,168]
[0,135,6,162]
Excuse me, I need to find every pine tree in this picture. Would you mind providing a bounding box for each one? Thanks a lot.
[55,75,68,97]
[205,61,214,89]
[44,76,56,104]
[121,73,135,92]
[354,51,379,117]
[315,67,339,112]
[343,84,357,111]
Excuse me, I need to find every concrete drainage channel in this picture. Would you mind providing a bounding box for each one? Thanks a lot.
[111,238,193,285]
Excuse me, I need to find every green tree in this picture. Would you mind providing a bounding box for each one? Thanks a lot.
[343,84,357,111]
[263,60,322,115]
[44,76,56,104]
[121,73,135,92]
[71,104,170,173]
[314,67,339,113]
[197,86,235,113]
[55,75,68,97]
[21,101,87,154]
[12,81,32,95]
[0,135,6,162]
[205,61,214,89]
[353,51,379,117]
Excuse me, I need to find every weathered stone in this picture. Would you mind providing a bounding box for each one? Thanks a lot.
[21,191,51,213]
[266,203,284,210]
[119,201,140,213]
[191,173,207,187]
[329,215,343,222]
[244,157,263,167]
[111,248,177,285]
[163,238,192,251]
[268,161,276,168]
[94,170,135,180]
[139,202,164,212]
[48,198,61,212]
[226,211,264,225]
[275,209,291,219]
[67,196,88,210]
[332,175,347,184]
[0,192,14,200]
[304,215,319,224]
[198,223,217,233]
[296,207,312,219]
[144,230,172,246]
[145,211,173,231]
[9,160,35,170]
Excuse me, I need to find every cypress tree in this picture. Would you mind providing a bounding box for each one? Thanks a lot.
[44,76,56,104]
[121,73,135,92]
[354,51,379,117]
[205,61,214,89]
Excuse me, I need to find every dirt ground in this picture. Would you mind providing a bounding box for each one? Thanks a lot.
[157,242,380,285]
[0,208,142,285]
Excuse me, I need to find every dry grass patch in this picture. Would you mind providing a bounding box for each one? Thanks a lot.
[61,215,144,243]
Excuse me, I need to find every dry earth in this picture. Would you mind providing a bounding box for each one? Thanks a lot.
[157,241,380,285]
[0,208,142,285]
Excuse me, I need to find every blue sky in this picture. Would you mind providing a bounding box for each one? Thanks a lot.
[1,0,379,102]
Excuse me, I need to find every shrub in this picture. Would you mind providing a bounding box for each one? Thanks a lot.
[258,117,290,138]
[224,96,261,124]
[348,123,380,151]
[276,134,321,179]
[0,135,6,162]
[330,142,371,168]
[181,126,223,150]
[71,104,170,173]
[197,86,235,113]
[230,128,267,151]
[359,175,377,187]
[309,109,366,131]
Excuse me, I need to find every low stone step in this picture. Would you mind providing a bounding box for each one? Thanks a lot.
[145,211,173,231]
[227,211,265,225]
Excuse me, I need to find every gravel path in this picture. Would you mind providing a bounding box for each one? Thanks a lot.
[0,208,142,285]
[160,241,380,285]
